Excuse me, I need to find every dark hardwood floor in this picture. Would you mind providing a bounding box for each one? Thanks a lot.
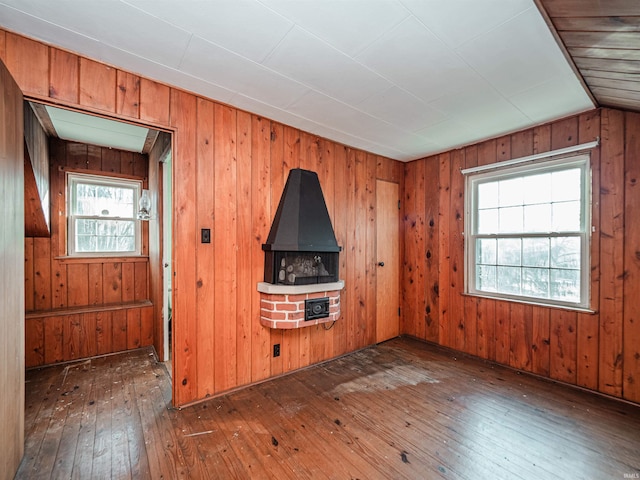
[16,337,640,479]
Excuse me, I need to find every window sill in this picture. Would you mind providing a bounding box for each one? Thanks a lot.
[55,255,149,264]
[461,292,596,315]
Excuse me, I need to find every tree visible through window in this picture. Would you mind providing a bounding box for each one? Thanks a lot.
[67,173,142,255]
[465,155,590,309]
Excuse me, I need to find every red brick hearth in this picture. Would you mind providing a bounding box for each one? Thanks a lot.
[257,281,344,329]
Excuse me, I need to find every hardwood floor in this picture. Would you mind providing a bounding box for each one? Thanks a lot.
[16,337,640,479]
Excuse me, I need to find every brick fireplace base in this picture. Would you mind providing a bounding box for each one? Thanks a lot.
[257,280,344,329]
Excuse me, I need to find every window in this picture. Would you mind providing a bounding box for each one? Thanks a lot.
[465,155,591,310]
[67,173,142,256]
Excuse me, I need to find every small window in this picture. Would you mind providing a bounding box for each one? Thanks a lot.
[67,173,142,256]
[465,155,591,310]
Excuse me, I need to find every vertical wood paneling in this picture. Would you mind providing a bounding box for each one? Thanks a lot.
[365,154,377,346]
[332,144,349,358]
[79,58,116,113]
[449,150,465,352]
[67,264,89,307]
[25,318,44,367]
[121,262,135,302]
[195,97,215,399]
[4,32,48,96]
[599,109,625,396]
[112,310,128,352]
[354,151,369,350]
[236,110,252,386]
[213,103,238,393]
[49,48,79,103]
[577,111,601,390]
[25,238,35,311]
[623,111,640,402]
[250,115,272,382]
[126,309,141,350]
[116,70,140,118]
[424,157,440,343]
[170,88,198,405]
[462,146,478,356]
[33,238,51,310]
[96,311,112,355]
[403,161,420,338]
[438,152,451,348]
[139,79,170,125]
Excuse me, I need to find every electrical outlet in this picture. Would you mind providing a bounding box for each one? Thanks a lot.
[201,228,211,243]
[273,344,280,357]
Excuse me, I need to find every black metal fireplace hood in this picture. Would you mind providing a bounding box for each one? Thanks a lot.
[262,168,341,253]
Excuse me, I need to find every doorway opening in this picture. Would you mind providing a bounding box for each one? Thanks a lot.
[23,100,173,374]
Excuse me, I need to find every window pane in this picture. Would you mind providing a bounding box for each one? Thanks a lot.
[550,268,580,302]
[522,238,549,267]
[524,172,551,204]
[74,182,135,218]
[477,265,497,292]
[499,177,524,207]
[478,182,499,209]
[497,266,521,295]
[476,238,497,265]
[75,219,136,253]
[551,237,580,268]
[477,208,498,234]
[497,238,521,266]
[522,267,549,297]
[499,206,523,233]
[552,201,581,231]
[552,168,581,202]
[524,204,551,232]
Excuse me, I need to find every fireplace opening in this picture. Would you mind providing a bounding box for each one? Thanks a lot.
[265,251,339,285]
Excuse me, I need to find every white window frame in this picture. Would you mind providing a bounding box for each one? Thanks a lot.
[67,172,142,256]
[464,154,591,311]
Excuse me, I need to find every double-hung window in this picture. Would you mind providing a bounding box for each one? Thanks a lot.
[67,172,142,256]
[465,154,591,310]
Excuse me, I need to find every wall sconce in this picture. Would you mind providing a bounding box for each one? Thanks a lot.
[138,189,151,220]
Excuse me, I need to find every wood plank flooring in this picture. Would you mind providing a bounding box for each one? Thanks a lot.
[16,337,640,479]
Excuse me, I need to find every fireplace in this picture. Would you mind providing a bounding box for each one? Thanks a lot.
[262,168,341,286]
[258,168,344,329]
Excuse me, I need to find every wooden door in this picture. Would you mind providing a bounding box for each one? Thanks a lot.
[376,180,400,343]
[0,59,26,478]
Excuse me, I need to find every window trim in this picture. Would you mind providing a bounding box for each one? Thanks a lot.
[66,172,143,257]
[464,154,592,311]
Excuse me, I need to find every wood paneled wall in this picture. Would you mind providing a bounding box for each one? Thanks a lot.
[0,57,25,480]
[24,138,151,367]
[0,29,403,406]
[403,109,640,404]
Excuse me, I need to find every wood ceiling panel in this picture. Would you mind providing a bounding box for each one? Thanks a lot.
[539,0,640,112]
[542,0,640,17]
[562,31,639,49]
[574,57,640,74]
[553,16,640,32]
[585,76,640,93]
[569,47,640,61]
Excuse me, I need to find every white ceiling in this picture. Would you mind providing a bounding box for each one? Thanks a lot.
[0,0,595,161]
